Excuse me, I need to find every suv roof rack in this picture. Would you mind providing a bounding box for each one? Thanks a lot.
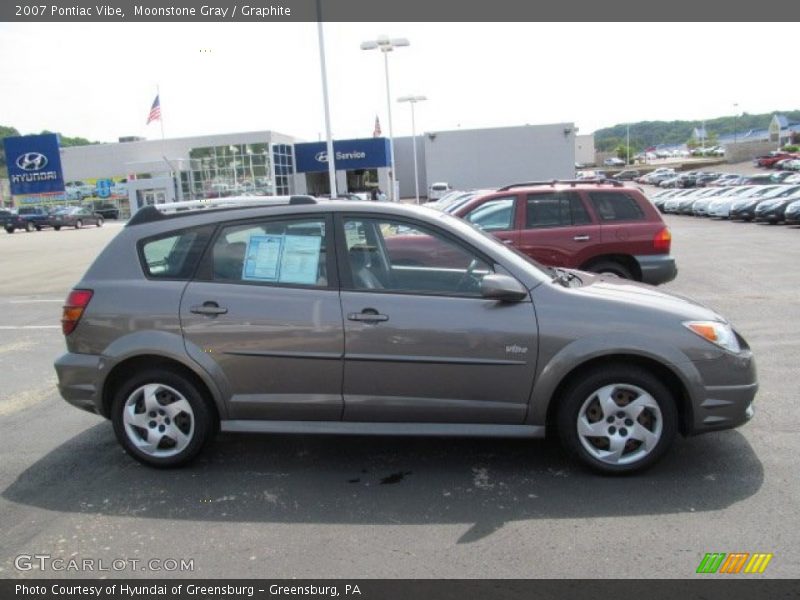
[497,179,624,191]
[126,195,317,226]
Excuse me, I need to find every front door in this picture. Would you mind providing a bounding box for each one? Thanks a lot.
[336,214,538,424]
[180,214,344,421]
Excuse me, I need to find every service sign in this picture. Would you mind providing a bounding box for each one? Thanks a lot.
[295,137,392,173]
[3,133,65,195]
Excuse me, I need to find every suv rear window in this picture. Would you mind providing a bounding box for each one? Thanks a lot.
[588,192,645,221]
[140,226,213,280]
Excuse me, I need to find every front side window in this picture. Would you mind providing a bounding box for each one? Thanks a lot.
[342,217,492,296]
[588,192,645,221]
[212,218,328,287]
[464,196,516,231]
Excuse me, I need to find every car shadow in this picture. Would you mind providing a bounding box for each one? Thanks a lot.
[3,424,763,544]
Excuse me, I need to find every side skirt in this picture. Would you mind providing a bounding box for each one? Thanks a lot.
[220,420,545,438]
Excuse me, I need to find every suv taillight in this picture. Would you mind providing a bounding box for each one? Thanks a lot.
[62,289,93,335]
[653,227,671,253]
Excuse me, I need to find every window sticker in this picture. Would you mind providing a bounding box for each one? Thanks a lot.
[243,235,284,281]
[279,235,322,284]
[242,234,322,285]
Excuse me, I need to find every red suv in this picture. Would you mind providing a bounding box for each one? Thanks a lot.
[449,180,676,285]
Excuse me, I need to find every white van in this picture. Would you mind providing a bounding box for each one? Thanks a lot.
[428,182,451,201]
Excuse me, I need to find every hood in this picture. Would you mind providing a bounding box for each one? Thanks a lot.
[566,272,725,323]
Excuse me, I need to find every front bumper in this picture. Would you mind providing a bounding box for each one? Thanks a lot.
[689,349,758,434]
[635,254,677,285]
[54,352,106,417]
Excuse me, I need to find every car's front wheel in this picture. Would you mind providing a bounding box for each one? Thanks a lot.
[54,226,61,231]
[96,217,104,227]
[111,368,216,468]
[25,221,34,232]
[557,365,678,474]
[75,220,83,229]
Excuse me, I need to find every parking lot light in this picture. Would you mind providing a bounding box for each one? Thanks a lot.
[361,35,410,202]
[398,95,426,204]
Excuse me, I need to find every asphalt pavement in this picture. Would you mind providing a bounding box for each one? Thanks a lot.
[0,216,797,579]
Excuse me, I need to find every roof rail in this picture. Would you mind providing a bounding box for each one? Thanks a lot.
[126,195,317,227]
[497,179,624,191]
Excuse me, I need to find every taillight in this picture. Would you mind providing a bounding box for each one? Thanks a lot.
[62,289,93,335]
[653,227,671,253]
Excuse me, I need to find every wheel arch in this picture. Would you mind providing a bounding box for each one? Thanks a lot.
[542,353,694,438]
[101,354,222,425]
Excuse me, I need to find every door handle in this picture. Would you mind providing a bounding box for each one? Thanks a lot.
[502,239,515,245]
[190,302,228,316]
[348,309,389,323]
[573,235,591,241]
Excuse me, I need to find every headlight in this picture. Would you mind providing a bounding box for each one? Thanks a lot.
[683,321,741,353]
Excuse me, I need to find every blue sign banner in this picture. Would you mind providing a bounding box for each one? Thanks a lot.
[295,137,391,173]
[3,133,65,196]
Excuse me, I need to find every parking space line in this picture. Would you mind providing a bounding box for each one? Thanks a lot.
[7,299,64,303]
[0,325,60,330]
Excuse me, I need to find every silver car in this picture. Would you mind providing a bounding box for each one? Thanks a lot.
[55,196,757,474]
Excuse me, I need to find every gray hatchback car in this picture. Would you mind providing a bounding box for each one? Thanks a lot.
[55,196,757,473]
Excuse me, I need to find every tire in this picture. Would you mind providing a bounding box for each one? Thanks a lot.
[25,221,34,232]
[110,368,216,468]
[556,364,678,475]
[35,225,42,231]
[75,220,83,229]
[54,226,61,231]
[5,227,14,234]
[588,260,633,280]
[96,217,104,227]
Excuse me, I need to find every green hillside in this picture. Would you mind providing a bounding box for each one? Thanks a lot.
[594,110,800,152]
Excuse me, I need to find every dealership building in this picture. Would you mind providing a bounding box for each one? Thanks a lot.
[6,122,576,215]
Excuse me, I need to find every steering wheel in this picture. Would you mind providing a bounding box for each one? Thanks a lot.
[456,258,482,293]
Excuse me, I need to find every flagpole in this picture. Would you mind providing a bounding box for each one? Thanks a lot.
[157,84,165,142]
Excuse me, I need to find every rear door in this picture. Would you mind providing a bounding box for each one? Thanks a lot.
[586,190,657,256]
[180,214,345,421]
[515,191,600,268]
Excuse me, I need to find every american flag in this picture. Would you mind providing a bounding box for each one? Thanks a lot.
[146,95,161,125]
[373,115,382,137]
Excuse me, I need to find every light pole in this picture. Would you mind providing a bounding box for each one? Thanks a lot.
[398,95,426,204]
[734,102,739,145]
[316,0,337,198]
[626,123,630,166]
[361,35,410,202]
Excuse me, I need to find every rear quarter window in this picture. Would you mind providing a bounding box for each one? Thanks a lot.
[139,225,213,280]
[588,192,646,221]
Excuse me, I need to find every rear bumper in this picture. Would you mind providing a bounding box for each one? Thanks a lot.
[54,352,105,417]
[635,254,677,285]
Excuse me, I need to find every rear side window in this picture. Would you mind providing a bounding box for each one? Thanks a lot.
[526,192,590,228]
[588,192,645,221]
[464,196,516,231]
[140,226,213,279]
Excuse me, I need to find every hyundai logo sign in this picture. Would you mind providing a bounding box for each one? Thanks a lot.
[16,152,48,172]
[314,151,328,163]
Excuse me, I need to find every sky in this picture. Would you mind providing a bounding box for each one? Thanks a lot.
[0,22,796,143]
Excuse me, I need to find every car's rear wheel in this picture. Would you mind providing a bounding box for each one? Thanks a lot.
[75,220,83,229]
[54,226,61,231]
[111,368,215,468]
[5,227,14,234]
[96,217,104,227]
[557,365,677,474]
[588,261,633,280]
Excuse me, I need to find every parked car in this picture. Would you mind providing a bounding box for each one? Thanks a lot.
[447,181,676,284]
[90,202,121,219]
[4,206,53,233]
[754,191,800,224]
[612,170,640,181]
[50,206,105,230]
[428,182,451,201]
[603,157,625,167]
[54,195,756,474]
[784,198,800,224]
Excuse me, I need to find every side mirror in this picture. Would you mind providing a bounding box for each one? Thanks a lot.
[480,274,528,302]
